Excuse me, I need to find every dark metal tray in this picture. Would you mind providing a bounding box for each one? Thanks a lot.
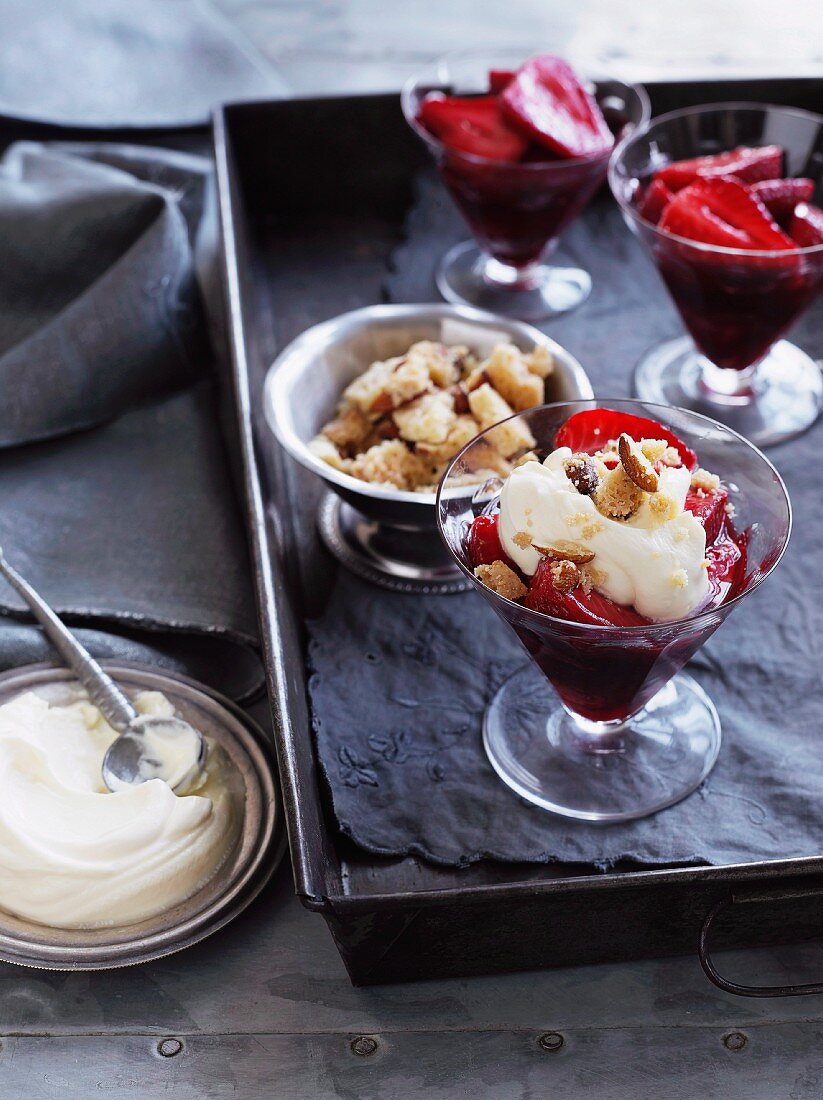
[214,79,823,988]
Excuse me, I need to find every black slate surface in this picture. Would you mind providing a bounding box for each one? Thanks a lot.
[307,169,822,867]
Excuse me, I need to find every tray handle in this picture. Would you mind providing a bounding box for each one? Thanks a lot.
[699,885,823,997]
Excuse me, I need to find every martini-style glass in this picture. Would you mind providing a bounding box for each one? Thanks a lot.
[436,400,791,822]
[402,50,650,321]
[609,103,823,447]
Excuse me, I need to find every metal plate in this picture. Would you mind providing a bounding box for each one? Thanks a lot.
[0,661,285,970]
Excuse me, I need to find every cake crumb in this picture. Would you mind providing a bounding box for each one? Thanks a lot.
[648,492,678,523]
[512,530,533,549]
[595,465,645,520]
[690,467,721,492]
[671,568,688,589]
[474,561,528,600]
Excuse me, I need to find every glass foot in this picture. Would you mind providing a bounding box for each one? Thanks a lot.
[634,336,823,447]
[436,240,591,322]
[483,663,720,822]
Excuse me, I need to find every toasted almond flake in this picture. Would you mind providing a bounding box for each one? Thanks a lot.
[533,541,596,565]
[618,433,659,493]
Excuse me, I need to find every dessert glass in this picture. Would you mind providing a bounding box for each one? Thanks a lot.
[609,104,823,447]
[437,400,790,822]
[402,50,650,322]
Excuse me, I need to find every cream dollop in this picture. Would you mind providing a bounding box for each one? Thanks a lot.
[499,447,709,622]
[0,690,238,930]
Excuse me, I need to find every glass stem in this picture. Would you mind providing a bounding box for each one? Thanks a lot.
[562,707,634,754]
[698,357,758,404]
[483,256,543,291]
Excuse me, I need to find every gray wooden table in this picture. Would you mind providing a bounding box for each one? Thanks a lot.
[3,2,823,1096]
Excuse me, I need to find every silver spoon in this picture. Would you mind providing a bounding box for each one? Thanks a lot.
[0,547,206,792]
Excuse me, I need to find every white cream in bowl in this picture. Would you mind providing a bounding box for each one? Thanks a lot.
[0,689,238,929]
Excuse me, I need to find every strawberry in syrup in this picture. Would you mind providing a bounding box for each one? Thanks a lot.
[499,56,613,159]
[789,203,823,247]
[418,96,529,162]
[654,145,783,191]
[659,176,796,251]
[553,408,697,469]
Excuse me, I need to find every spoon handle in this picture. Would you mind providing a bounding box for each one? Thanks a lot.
[0,552,137,732]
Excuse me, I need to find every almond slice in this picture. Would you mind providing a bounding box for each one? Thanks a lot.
[550,560,582,592]
[563,454,600,496]
[532,540,595,565]
[618,433,659,493]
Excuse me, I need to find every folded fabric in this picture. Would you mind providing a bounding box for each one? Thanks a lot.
[0,142,261,701]
[309,169,823,867]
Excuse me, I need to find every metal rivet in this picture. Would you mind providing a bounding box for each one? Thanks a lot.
[722,1031,747,1052]
[350,1036,378,1057]
[538,1032,564,1053]
[157,1038,184,1058]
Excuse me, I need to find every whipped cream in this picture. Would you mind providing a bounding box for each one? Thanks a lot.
[499,447,709,622]
[0,689,238,930]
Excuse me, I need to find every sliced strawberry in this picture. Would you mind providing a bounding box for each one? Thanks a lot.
[752,178,814,221]
[660,177,797,251]
[418,95,529,161]
[524,557,650,627]
[788,202,823,247]
[684,486,729,545]
[659,195,754,249]
[488,68,515,94]
[655,145,783,191]
[499,55,613,159]
[637,178,674,224]
[554,409,697,470]
[467,513,505,567]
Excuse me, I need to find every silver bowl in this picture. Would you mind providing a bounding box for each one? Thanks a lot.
[265,303,593,592]
[0,662,285,970]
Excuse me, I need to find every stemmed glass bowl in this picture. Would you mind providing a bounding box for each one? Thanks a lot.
[402,50,650,322]
[609,104,823,447]
[437,400,791,822]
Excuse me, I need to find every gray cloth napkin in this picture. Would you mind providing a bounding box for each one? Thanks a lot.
[307,169,821,867]
[0,141,262,702]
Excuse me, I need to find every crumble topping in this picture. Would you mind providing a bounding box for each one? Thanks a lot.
[648,492,679,524]
[581,520,604,540]
[691,467,721,492]
[311,339,552,493]
[566,511,588,527]
[474,561,528,600]
[512,530,533,549]
[670,568,688,589]
[594,465,645,519]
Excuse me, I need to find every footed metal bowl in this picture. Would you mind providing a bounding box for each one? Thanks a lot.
[264,303,593,592]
